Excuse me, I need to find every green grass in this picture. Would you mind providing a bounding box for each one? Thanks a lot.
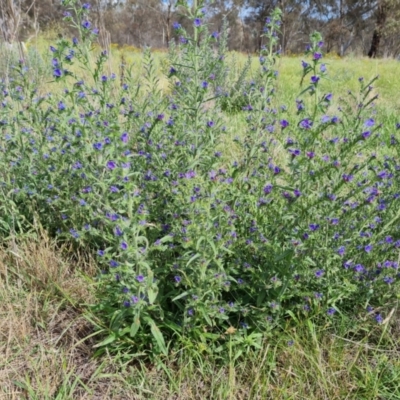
[21,34,400,114]
[1,233,400,399]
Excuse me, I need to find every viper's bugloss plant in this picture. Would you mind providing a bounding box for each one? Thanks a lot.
[0,0,399,357]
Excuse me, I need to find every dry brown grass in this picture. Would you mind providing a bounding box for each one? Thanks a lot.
[0,233,111,399]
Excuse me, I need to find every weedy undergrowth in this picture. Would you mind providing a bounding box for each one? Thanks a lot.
[0,0,399,358]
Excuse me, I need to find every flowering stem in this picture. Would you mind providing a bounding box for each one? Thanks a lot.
[193,0,199,150]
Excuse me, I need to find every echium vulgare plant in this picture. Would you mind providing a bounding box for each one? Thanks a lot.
[0,0,399,357]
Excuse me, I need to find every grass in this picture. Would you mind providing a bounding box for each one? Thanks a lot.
[1,39,400,398]
[16,34,400,113]
[1,233,400,399]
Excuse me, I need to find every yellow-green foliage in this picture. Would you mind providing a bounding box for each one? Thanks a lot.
[22,36,400,114]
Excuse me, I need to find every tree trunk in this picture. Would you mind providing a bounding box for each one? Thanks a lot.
[165,1,172,47]
[368,1,388,58]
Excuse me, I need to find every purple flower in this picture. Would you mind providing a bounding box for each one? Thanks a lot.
[354,264,365,273]
[315,269,324,278]
[289,148,301,157]
[364,118,375,127]
[97,250,105,256]
[114,226,123,236]
[385,236,393,244]
[120,132,129,143]
[311,75,320,84]
[82,20,91,29]
[194,18,202,27]
[306,151,315,159]
[69,229,79,239]
[106,160,117,170]
[327,307,336,316]
[365,244,373,253]
[53,68,62,78]
[82,3,91,9]
[121,242,128,250]
[384,276,394,284]
[343,260,352,269]
[375,314,383,324]
[342,174,353,182]
[299,118,313,130]
[313,52,322,60]
[201,81,208,89]
[109,260,119,268]
[207,121,215,128]
[173,22,181,30]
[301,60,309,69]
[58,101,66,111]
[174,276,181,283]
[136,275,144,283]
[324,93,332,102]
[297,101,305,111]
[263,184,273,194]
[309,223,320,231]
[362,131,371,139]
[280,119,289,129]
[320,64,327,73]
[211,31,219,39]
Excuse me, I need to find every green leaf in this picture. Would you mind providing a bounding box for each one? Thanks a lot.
[274,249,294,262]
[256,291,267,308]
[148,319,168,355]
[172,291,189,302]
[147,286,158,304]
[305,256,316,266]
[130,318,141,338]
[92,334,116,348]
[186,253,201,267]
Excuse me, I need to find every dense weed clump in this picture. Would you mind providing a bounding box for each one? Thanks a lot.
[0,0,399,357]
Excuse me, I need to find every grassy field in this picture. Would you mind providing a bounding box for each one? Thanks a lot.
[1,234,400,399]
[1,38,400,399]
[14,34,400,112]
